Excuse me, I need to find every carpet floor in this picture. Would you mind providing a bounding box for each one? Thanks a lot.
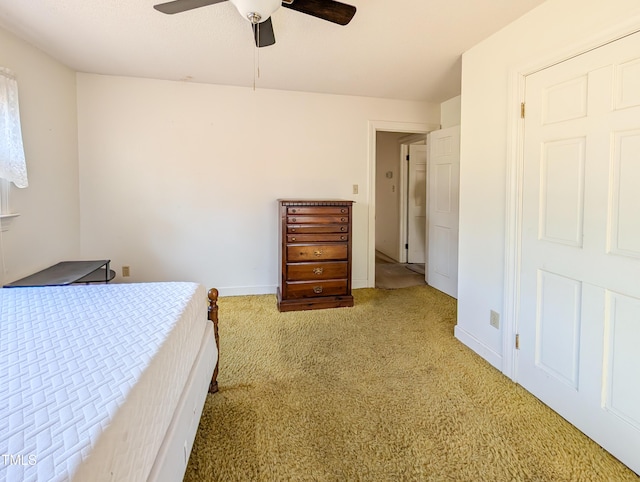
[375,261,426,289]
[184,286,638,481]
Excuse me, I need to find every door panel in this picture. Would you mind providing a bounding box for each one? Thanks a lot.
[543,75,588,123]
[605,290,640,431]
[432,225,451,277]
[407,144,427,264]
[539,138,585,246]
[427,126,460,298]
[615,58,640,109]
[535,270,582,389]
[610,130,640,257]
[518,31,640,475]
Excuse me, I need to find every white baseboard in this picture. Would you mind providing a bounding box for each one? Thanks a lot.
[454,326,503,371]
[352,278,369,289]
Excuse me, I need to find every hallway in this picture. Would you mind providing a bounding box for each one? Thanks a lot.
[375,252,426,289]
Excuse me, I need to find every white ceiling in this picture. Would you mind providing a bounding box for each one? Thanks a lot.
[0,0,546,102]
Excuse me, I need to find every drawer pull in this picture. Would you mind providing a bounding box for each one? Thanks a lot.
[341,236,346,240]
[341,218,346,222]
[314,249,323,257]
[340,227,346,232]
[291,217,296,222]
[291,228,296,232]
[291,237,296,241]
[313,267,324,275]
[291,209,297,213]
[313,286,323,294]
[341,209,346,213]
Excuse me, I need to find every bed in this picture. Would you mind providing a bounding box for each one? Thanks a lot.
[0,281,220,481]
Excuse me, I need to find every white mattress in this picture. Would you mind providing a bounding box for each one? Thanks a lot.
[0,282,212,482]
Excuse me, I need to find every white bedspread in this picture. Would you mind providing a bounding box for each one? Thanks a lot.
[0,282,210,482]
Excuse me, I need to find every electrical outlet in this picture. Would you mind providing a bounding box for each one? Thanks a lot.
[353,184,359,195]
[122,266,130,277]
[490,310,500,329]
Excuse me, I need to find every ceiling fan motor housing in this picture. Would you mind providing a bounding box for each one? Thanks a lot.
[229,0,281,23]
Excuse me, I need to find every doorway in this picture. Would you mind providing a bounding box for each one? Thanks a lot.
[373,130,429,288]
[367,121,440,288]
[374,250,425,289]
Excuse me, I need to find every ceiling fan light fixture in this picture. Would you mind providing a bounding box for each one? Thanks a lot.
[229,0,280,23]
[246,12,261,24]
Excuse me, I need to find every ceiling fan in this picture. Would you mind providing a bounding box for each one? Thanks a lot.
[153,0,357,48]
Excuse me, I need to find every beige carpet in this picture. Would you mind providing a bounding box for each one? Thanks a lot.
[184,286,638,481]
[375,261,426,289]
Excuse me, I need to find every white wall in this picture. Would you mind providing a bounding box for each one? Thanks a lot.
[77,74,439,295]
[0,26,79,285]
[441,95,461,128]
[375,131,406,261]
[457,0,640,369]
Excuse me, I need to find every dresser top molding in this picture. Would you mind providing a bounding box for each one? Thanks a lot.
[279,199,354,206]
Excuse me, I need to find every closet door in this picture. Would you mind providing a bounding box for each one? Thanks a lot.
[517,31,640,474]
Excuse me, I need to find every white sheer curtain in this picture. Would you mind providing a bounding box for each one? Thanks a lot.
[0,67,28,188]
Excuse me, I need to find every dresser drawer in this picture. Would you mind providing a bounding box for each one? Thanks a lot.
[285,280,348,299]
[288,224,349,234]
[287,215,349,224]
[287,234,348,243]
[287,262,348,281]
[287,244,348,261]
[287,206,350,216]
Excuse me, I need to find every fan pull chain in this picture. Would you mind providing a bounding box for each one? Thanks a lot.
[247,13,262,91]
[253,23,261,91]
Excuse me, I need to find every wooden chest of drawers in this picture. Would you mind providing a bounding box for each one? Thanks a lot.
[277,199,354,312]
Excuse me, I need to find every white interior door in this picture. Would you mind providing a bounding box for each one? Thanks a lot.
[427,126,460,298]
[407,144,427,264]
[518,31,640,474]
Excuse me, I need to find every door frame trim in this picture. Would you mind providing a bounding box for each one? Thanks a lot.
[399,143,410,264]
[503,18,640,381]
[367,121,439,287]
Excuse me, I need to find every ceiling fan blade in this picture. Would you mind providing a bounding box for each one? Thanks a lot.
[281,0,356,26]
[252,17,276,48]
[154,0,227,15]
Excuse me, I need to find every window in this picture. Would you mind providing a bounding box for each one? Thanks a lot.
[0,67,27,221]
[0,68,27,235]
[0,67,28,188]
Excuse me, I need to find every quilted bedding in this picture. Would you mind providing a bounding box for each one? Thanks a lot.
[0,282,209,482]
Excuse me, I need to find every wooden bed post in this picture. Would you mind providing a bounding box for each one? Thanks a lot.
[208,288,220,394]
